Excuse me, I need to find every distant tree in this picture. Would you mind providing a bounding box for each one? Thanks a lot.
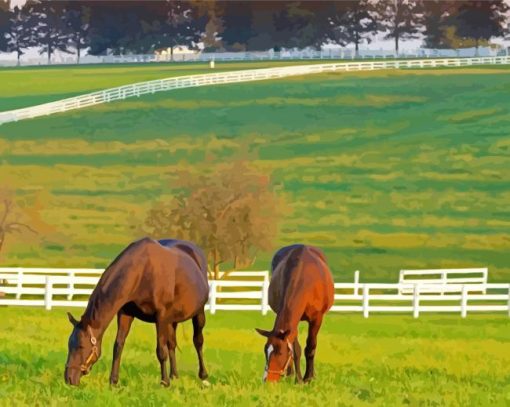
[245,1,281,51]
[139,1,202,58]
[0,0,9,52]
[219,1,329,51]
[327,0,378,57]
[0,190,37,256]
[273,1,331,50]
[422,0,457,49]
[450,0,508,54]
[63,3,91,64]
[87,2,139,55]
[189,0,223,51]
[4,5,34,65]
[143,162,282,279]
[29,1,71,64]
[376,0,423,55]
[219,1,254,51]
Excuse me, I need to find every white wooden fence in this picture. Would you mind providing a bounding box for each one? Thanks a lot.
[398,268,488,295]
[0,46,502,67]
[1,268,509,318]
[1,56,509,126]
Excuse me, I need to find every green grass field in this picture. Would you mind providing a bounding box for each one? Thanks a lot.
[0,60,332,111]
[0,61,509,282]
[1,307,509,406]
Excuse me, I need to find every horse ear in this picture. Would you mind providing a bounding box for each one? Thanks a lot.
[67,312,78,326]
[276,329,290,340]
[255,328,271,338]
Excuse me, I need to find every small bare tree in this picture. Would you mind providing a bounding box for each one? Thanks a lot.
[0,191,37,255]
[144,161,282,279]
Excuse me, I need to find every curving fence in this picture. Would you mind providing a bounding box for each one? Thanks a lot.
[1,56,509,126]
[1,267,509,318]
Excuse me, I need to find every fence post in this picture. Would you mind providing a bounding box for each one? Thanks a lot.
[67,270,74,300]
[507,284,510,318]
[261,277,269,315]
[441,271,447,296]
[362,285,369,318]
[461,285,468,318]
[354,270,360,296]
[413,284,420,318]
[209,280,217,315]
[45,276,53,311]
[16,269,23,300]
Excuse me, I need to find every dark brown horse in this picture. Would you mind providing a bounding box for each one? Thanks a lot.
[64,237,209,386]
[256,244,334,383]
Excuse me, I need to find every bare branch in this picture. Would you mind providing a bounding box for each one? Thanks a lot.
[5,222,38,235]
[0,199,13,227]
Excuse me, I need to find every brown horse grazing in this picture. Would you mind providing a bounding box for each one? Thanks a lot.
[64,237,209,387]
[256,244,334,383]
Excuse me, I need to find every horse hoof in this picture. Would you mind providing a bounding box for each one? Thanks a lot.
[160,380,170,387]
[201,380,211,388]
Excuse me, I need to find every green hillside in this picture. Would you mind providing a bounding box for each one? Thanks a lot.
[1,64,509,282]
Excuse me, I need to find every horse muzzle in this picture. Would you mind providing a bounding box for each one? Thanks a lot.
[64,367,82,386]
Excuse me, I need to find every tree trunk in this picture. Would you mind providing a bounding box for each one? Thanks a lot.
[355,30,359,59]
[16,48,21,66]
[47,44,51,65]
[0,232,5,254]
[212,248,220,280]
[170,45,174,62]
[77,34,81,64]
[475,38,479,57]
[395,34,399,56]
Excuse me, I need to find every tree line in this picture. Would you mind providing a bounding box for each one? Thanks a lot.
[0,0,508,64]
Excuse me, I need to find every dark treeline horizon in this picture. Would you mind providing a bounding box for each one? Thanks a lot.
[0,0,508,64]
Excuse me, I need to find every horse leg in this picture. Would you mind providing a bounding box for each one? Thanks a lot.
[286,362,294,376]
[293,337,303,383]
[192,310,208,380]
[168,322,178,379]
[156,318,170,387]
[110,311,134,385]
[303,315,323,383]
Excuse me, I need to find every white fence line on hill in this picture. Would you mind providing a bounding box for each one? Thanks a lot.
[1,56,509,126]
[1,271,509,317]
[0,46,503,67]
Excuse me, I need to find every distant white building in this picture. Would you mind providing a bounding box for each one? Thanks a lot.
[155,45,199,61]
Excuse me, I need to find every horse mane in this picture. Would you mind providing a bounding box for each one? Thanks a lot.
[277,244,306,309]
[82,238,152,325]
[158,239,207,275]
[271,244,305,274]
[308,246,327,264]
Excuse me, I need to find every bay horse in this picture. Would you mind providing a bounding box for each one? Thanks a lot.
[256,244,334,383]
[64,237,209,386]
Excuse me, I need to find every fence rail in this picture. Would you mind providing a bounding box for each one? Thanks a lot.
[1,56,509,126]
[1,270,508,317]
[0,46,503,67]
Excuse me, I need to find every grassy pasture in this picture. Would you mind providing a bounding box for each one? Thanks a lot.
[0,63,509,281]
[0,307,509,406]
[0,60,333,111]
